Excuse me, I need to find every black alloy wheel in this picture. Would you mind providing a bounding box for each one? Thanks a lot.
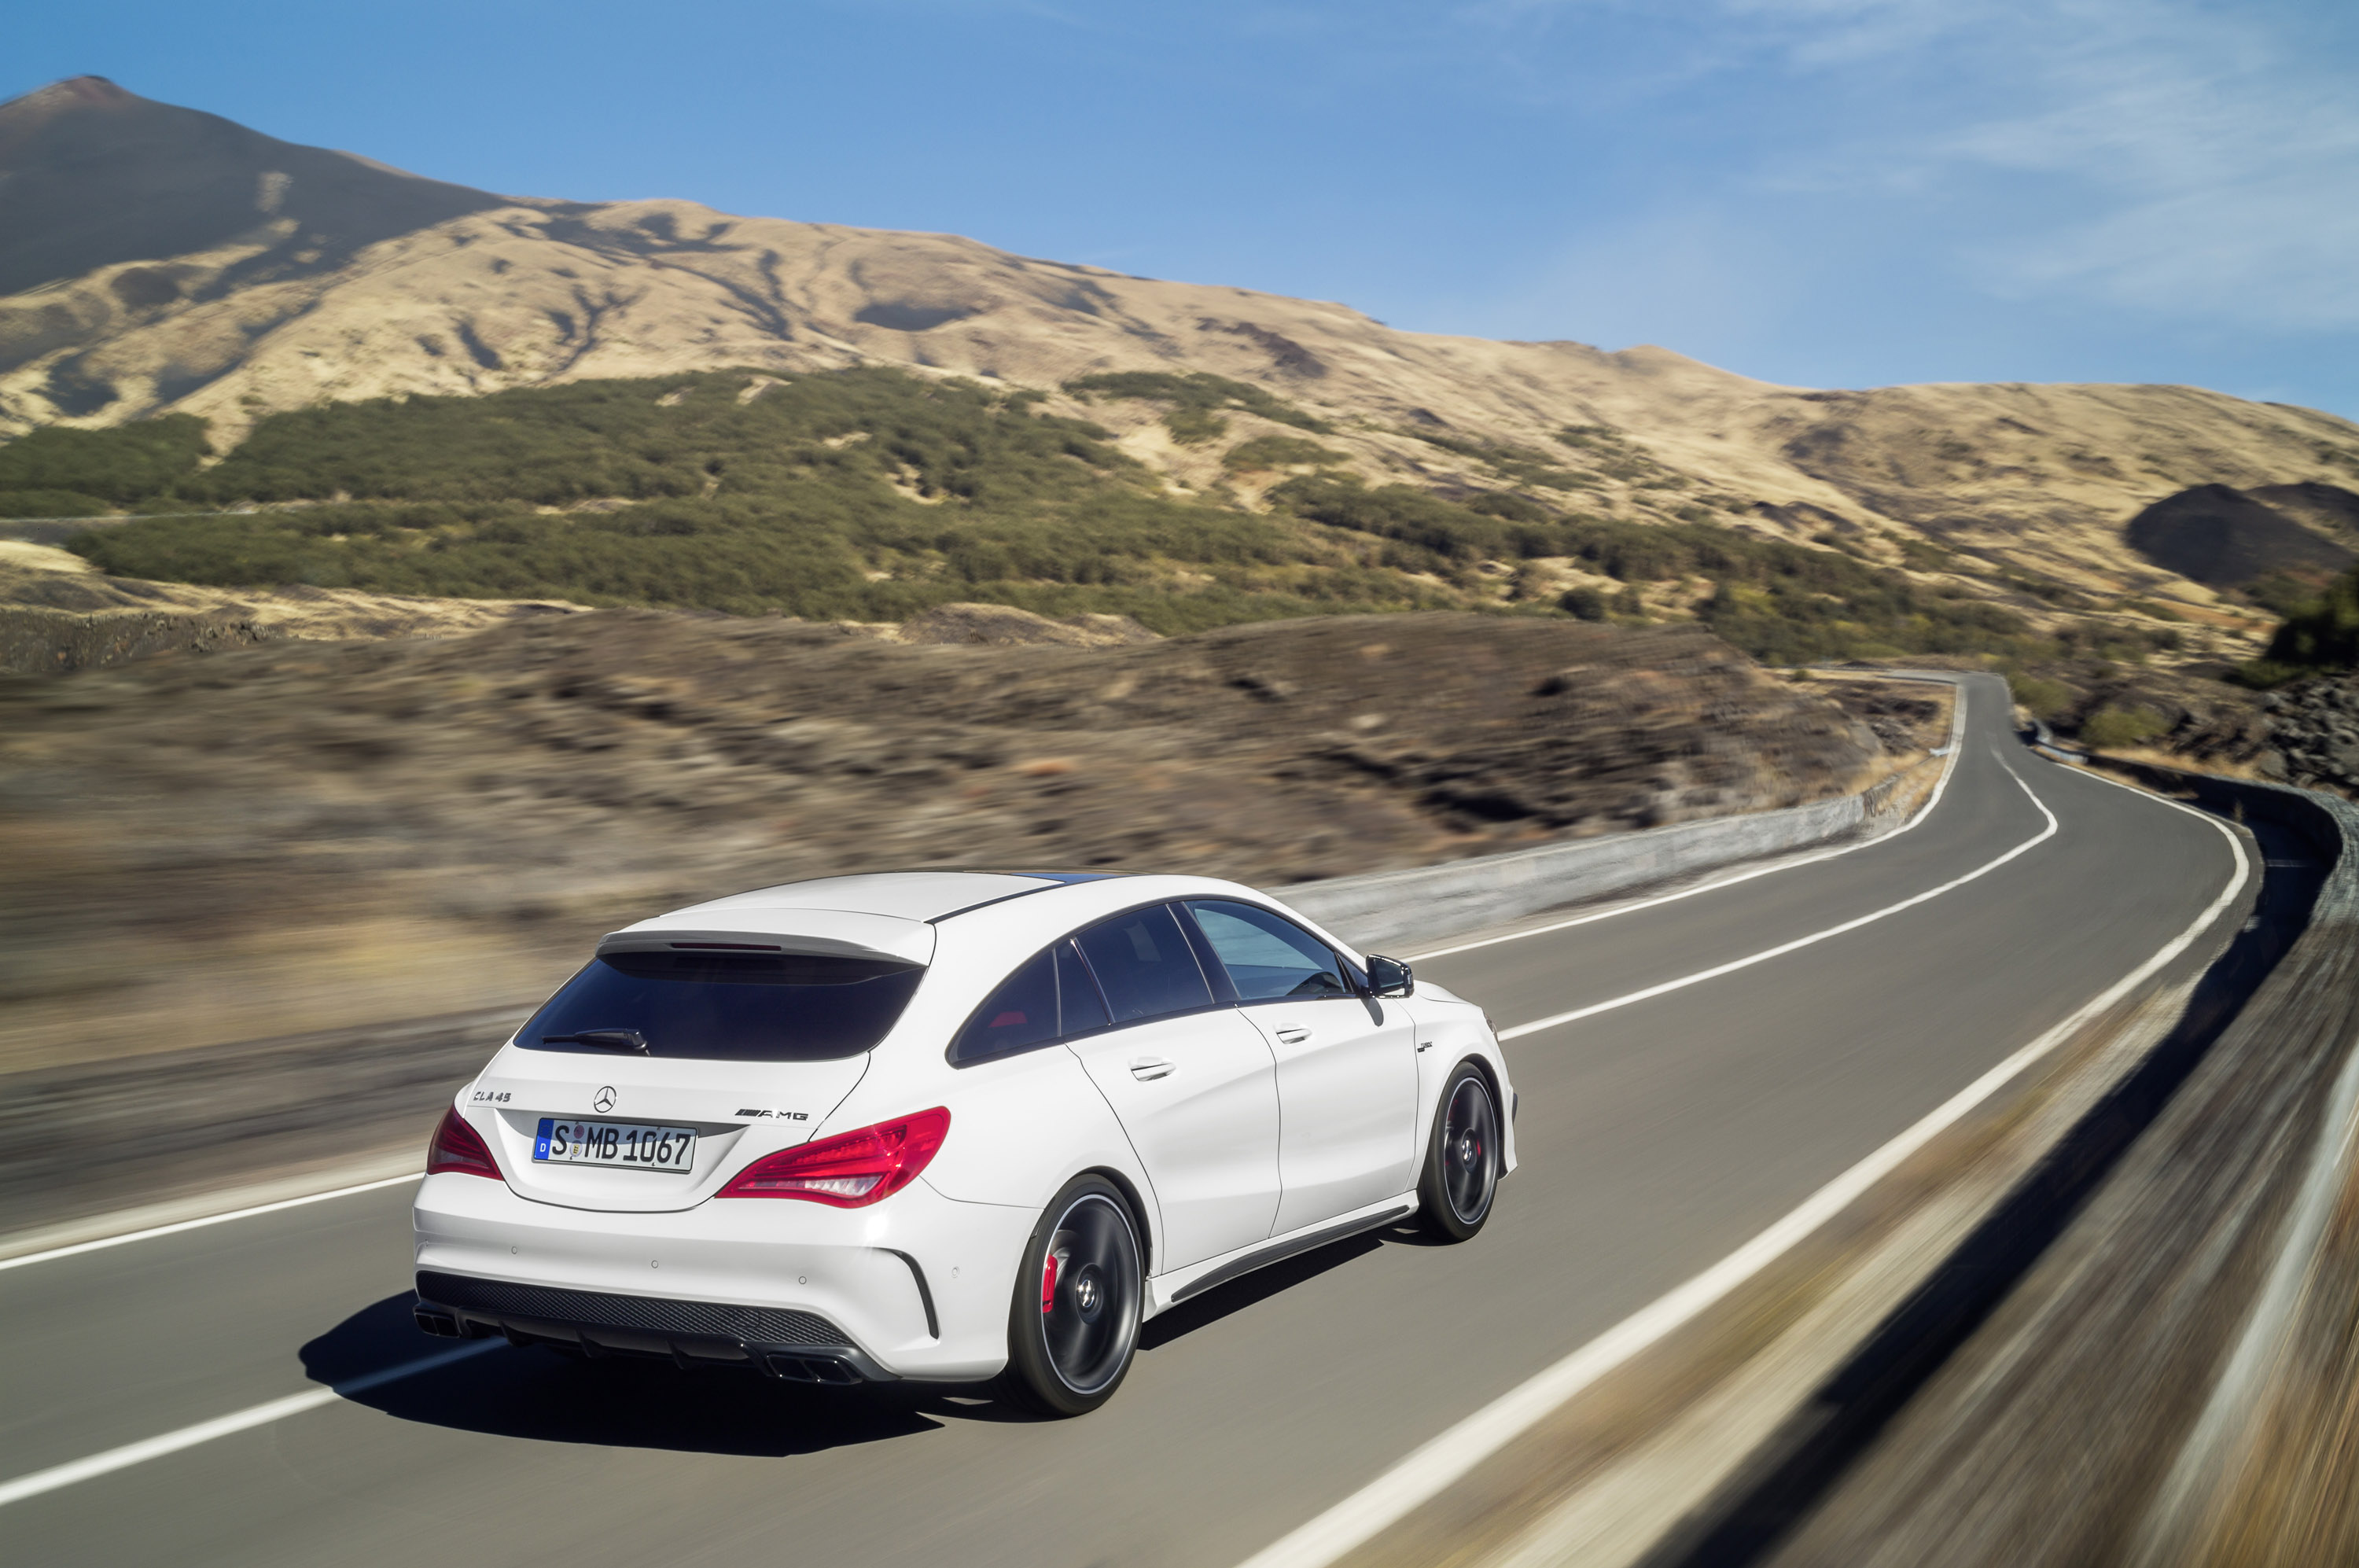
[1419,1063,1500,1242]
[998,1175,1144,1417]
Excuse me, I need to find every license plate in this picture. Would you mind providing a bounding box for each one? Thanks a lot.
[534,1117,696,1171]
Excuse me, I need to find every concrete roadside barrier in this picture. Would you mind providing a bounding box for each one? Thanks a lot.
[1282,750,1943,955]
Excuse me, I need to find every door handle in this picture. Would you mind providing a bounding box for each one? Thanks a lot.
[1128,1057,1175,1080]
[1275,1027,1312,1044]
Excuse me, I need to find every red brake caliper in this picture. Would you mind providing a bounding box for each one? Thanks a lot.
[1040,1250,1062,1314]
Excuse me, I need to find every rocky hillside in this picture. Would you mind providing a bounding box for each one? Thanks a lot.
[6,78,2359,634]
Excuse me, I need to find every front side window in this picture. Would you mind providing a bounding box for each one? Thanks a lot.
[1073,904,1215,1023]
[521,951,922,1062]
[1184,900,1350,1001]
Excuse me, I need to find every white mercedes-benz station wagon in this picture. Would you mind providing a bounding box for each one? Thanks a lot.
[412,870,1516,1415]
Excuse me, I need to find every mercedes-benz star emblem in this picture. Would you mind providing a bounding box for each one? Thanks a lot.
[593,1086,617,1113]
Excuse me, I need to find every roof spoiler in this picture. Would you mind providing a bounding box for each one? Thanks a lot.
[595,914,933,967]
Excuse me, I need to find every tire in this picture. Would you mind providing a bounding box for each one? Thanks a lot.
[1419,1062,1501,1242]
[995,1175,1145,1417]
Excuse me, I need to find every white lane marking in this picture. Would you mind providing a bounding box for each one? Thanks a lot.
[0,1340,502,1509]
[0,1173,425,1275]
[1411,674,1971,963]
[1231,756,2249,1568]
[1498,753,2057,1040]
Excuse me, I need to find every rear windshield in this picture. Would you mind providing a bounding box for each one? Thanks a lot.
[519,951,923,1062]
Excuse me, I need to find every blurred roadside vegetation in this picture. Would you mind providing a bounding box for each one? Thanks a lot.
[2232,563,2359,686]
[4,366,2183,661]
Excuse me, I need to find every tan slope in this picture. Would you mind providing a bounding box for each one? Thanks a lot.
[5,191,2357,601]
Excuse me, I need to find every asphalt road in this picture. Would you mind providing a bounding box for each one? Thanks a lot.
[0,675,2254,1568]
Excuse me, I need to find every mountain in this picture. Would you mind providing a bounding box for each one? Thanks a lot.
[5,77,2359,632]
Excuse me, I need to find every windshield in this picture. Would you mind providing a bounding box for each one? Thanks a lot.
[519,951,924,1062]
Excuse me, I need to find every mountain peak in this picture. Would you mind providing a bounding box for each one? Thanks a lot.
[0,75,136,124]
[0,79,501,297]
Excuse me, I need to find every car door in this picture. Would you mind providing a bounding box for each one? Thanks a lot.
[1061,904,1282,1271]
[1183,899,1419,1235]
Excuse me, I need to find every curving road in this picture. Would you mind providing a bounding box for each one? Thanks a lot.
[0,675,2254,1567]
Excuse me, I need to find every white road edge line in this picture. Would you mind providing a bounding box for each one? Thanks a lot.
[0,1173,425,1275]
[1499,751,2055,1040]
[0,1340,503,1510]
[1409,673,1970,963]
[1231,755,2250,1568]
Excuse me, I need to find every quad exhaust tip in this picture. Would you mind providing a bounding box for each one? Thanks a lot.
[765,1353,864,1384]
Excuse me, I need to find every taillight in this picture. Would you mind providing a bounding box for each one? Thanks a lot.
[426,1106,502,1179]
[718,1107,950,1206]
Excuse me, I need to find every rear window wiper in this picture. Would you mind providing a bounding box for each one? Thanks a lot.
[539,1029,650,1054]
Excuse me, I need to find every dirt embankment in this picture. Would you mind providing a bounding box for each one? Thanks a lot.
[0,607,1901,1074]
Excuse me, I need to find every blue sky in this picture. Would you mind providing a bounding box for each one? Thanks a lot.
[12,0,2359,415]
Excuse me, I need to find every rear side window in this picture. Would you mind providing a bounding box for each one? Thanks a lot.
[952,940,1113,1065]
[952,948,1060,1064]
[1185,900,1351,1000]
[521,951,922,1062]
[1074,904,1215,1023]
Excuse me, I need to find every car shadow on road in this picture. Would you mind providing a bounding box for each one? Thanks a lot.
[311,1226,1420,1451]
[1138,1232,1386,1350]
[304,1294,1027,1457]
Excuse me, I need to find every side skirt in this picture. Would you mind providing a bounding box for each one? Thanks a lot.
[1147,1194,1418,1316]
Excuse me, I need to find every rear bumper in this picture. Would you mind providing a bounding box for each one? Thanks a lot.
[412,1269,896,1383]
[412,1169,1032,1380]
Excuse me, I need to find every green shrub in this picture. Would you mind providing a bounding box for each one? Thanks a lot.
[2261,565,2359,671]
[2225,660,2304,690]
[0,414,209,505]
[1269,475,1522,562]
[1165,408,1229,447]
[2243,571,2332,617]
[1221,435,1341,473]
[2008,675,2072,720]
[1464,491,1553,524]
[1063,371,1332,433]
[1560,586,1610,621]
[1411,429,1591,491]
[1897,538,1953,572]
[2080,705,2169,749]
[0,488,113,517]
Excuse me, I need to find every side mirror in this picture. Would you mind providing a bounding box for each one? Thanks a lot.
[1366,955,1414,999]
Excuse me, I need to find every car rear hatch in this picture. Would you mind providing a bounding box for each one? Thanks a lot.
[473,913,930,1213]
